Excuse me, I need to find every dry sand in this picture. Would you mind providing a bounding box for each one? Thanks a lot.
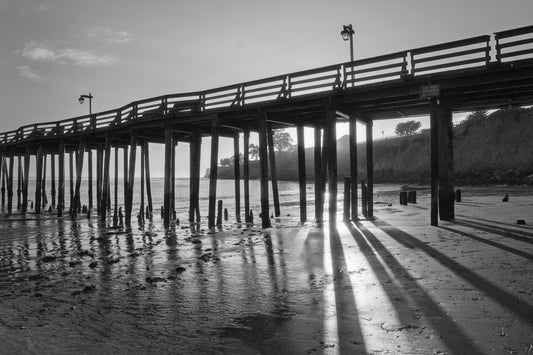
[0,187,532,354]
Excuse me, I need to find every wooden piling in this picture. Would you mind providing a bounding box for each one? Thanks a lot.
[96,149,103,213]
[163,127,172,228]
[349,117,358,220]
[113,147,118,225]
[171,137,176,219]
[8,155,14,213]
[140,140,145,225]
[101,137,111,222]
[366,119,374,218]
[233,132,241,222]
[361,180,368,217]
[437,104,454,221]
[123,146,128,215]
[87,149,92,211]
[429,99,439,226]
[143,143,153,218]
[217,199,223,226]
[314,127,323,223]
[58,141,65,216]
[126,133,137,227]
[113,147,118,216]
[326,109,337,224]
[50,154,56,208]
[343,177,351,221]
[69,151,74,212]
[208,117,220,228]
[257,111,271,228]
[1,156,5,206]
[22,149,30,213]
[73,141,86,215]
[243,129,250,223]
[17,155,22,210]
[297,124,307,223]
[42,154,47,208]
[35,145,44,214]
[189,132,201,224]
[267,127,281,217]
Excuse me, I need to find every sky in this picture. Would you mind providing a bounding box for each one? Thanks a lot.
[1,0,532,177]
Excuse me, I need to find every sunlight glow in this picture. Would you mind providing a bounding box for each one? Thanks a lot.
[322,227,340,354]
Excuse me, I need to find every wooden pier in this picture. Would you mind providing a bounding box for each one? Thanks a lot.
[1,25,533,228]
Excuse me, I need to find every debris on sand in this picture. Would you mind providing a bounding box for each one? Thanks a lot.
[71,284,96,296]
[40,255,56,263]
[145,276,166,284]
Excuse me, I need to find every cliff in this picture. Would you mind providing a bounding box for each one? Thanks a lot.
[217,107,533,185]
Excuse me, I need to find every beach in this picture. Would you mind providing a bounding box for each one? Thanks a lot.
[0,183,532,354]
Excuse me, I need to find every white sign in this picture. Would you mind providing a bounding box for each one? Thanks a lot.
[420,84,440,99]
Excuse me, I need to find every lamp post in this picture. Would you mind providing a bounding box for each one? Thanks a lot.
[340,24,355,62]
[78,93,93,115]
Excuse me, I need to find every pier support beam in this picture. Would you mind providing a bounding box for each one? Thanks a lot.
[233,132,241,222]
[257,111,271,228]
[366,119,374,218]
[42,154,47,208]
[17,155,22,210]
[96,149,103,214]
[69,151,74,212]
[163,127,173,228]
[87,149,93,211]
[1,155,5,207]
[267,126,281,217]
[101,137,111,222]
[314,127,323,223]
[73,141,86,215]
[35,145,44,214]
[208,117,220,228]
[243,130,250,222]
[8,155,14,213]
[140,141,145,226]
[58,141,65,216]
[349,117,358,220]
[297,124,307,223]
[326,108,337,224]
[170,137,176,219]
[125,132,137,227]
[123,146,128,217]
[429,99,439,226]
[51,154,55,209]
[437,104,454,221]
[22,149,30,213]
[113,147,118,225]
[143,143,153,219]
[189,132,201,224]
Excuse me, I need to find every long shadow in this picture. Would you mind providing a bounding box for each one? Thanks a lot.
[328,225,366,352]
[440,225,533,261]
[371,219,533,326]
[456,213,533,231]
[347,222,484,354]
[455,219,533,245]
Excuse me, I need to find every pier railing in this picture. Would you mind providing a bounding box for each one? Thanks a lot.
[1,25,533,146]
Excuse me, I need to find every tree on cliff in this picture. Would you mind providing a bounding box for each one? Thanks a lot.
[395,120,421,136]
[249,144,259,160]
[273,130,294,152]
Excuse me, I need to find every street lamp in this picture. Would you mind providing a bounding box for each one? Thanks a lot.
[340,24,355,62]
[78,92,93,115]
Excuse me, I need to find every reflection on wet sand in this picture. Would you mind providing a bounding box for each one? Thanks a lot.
[1,188,533,354]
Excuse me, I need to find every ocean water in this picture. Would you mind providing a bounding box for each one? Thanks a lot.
[1,177,410,222]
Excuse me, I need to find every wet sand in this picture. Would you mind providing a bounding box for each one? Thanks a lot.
[1,187,532,354]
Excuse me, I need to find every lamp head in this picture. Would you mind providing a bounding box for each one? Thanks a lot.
[341,24,354,41]
[78,96,85,104]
